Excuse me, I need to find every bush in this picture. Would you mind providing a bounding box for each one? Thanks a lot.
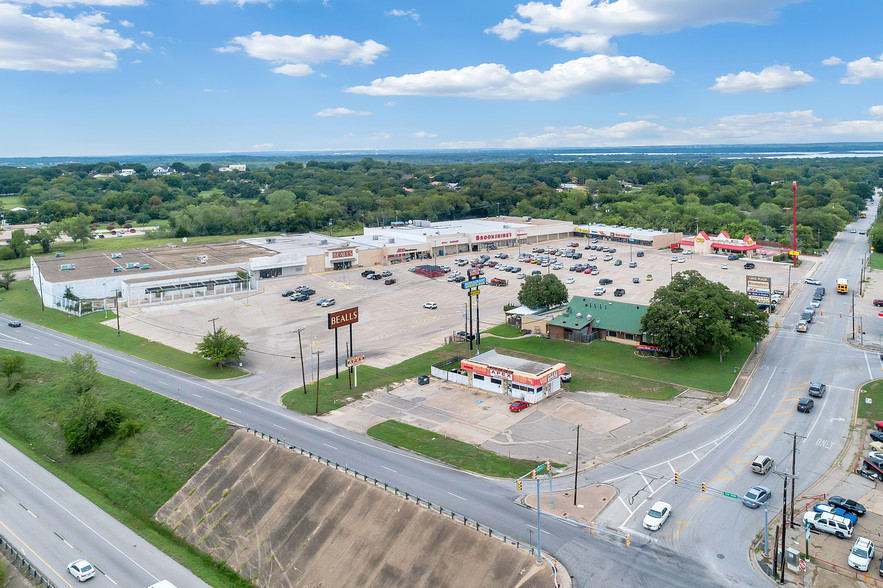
[64,402,126,455]
[117,417,142,440]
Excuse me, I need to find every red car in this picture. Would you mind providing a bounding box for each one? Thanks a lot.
[874,300,883,307]
[509,401,530,412]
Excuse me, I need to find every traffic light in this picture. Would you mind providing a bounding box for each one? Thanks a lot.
[590,522,595,535]
[674,472,679,485]
[545,460,551,472]
[532,470,536,480]
[701,482,707,492]
[517,480,522,491]
[625,534,630,547]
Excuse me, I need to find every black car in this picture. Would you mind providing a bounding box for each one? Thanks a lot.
[370,273,383,280]
[728,254,739,260]
[743,262,756,269]
[599,278,613,285]
[361,270,375,277]
[796,398,814,412]
[614,288,625,297]
[8,320,21,328]
[871,430,883,444]
[636,251,644,257]
[828,496,866,516]
[281,290,294,297]
[300,288,315,296]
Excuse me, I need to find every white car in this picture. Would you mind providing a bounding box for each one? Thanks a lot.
[516,273,526,279]
[593,286,606,296]
[721,263,728,269]
[642,501,672,531]
[565,277,575,284]
[848,537,874,571]
[320,298,336,307]
[423,302,438,309]
[68,560,96,582]
[603,255,614,261]
[678,257,686,263]
[587,255,597,261]
[810,299,820,308]
[805,278,821,285]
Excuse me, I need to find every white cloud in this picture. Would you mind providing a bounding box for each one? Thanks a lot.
[140,30,153,37]
[822,56,842,66]
[386,8,420,23]
[315,107,372,117]
[840,54,883,84]
[346,55,672,100]
[414,131,438,138]
[0,4,134,72]
[272,63,314,77]
[544,34,612,53]
[486,0,801,51]
[384,101,396,106]
[218,33,388,77]
[501,109,883,148]
[869,106,883,120]
[372,132,392,140]
[119,19,133,27]
[710,65,814,94]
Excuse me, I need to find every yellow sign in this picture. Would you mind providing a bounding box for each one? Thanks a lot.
[789,250,800,256]
[469,289,480,296]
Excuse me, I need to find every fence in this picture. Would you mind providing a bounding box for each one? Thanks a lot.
[243,427,561,587]
[0,533,55,587]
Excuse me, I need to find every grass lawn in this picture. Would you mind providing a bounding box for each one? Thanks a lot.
[0,280,242,379]
[0,231,279,273]
[0,350,251,587]
[484,324,523,338]
[859,380,883,425]
[0,195,25,209]
[870,252,883,271]
[367,420,555,478]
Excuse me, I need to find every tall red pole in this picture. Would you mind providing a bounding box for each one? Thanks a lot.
[792,181,798,266]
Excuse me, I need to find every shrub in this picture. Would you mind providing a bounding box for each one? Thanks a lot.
[117,418,142,440]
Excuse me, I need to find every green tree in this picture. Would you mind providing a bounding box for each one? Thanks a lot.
[62,352,99,395]
[517,274,569,309]
[195,326,248,367]
[0,355,25,388]
[27,222,62,253]
[0,270,15,291]
[63,213,94,248]
[640,270,769,360]
[7,229,29,258]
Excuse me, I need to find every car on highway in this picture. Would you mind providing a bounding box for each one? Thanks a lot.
[320,298,336,307]
[809,299,820,308]
[642,501,672,531]
[750,455,774,474]
[797,398,814,412]
[829,496,866,516]
[8,320,21,327]
[742,485,771,508]
[805,278,821,285]
[509,400,530,412]
[68,559,96,582]
[851,228,858,233]
[423,302,438,310]
[808,382,827,397]
[848,537,874,571]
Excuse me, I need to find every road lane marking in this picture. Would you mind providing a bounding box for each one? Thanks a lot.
[526,525,551,535]
[158,381,168,386]
[228,407,241,413]
[617,496,634,516]
[763,427,783,431]
[192,393,202,398]
[273,424,285,430]
[129,370,137,374]
[0,517,72,587]
[670,521,687,541]
[448,492,467,501]
[381,465,397,473]
[323,443,338,450]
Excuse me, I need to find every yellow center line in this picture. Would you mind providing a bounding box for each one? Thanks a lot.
[670,521,688,541]
[0,518,74,587]
[763,427,783,431]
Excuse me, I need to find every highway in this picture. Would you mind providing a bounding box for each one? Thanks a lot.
[0,201,876,587]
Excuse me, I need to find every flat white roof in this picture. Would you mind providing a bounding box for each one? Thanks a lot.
[242,232,383,256]
[469,349,554,376]
[577,223,671,239]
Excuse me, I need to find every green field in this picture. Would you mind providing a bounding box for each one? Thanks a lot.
[0,350,251,587]
[0,280,242,379]
[859,380,883,425]
[367,420,555,477]
[870,252,883,271]
[0,195,24,209]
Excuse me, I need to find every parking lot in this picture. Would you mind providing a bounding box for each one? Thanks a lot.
[111,236,815,403]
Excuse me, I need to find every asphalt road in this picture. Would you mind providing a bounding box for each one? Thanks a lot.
[0,201,876,587]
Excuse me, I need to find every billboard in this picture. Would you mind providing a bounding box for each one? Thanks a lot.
[328,307,359,329]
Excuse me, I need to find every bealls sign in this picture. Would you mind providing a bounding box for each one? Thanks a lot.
[328,307,359,329]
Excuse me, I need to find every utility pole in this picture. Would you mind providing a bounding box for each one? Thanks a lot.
[209,317,219,334]
[784,431,806,527]
[114,292,120,336]
[292,326,308,395]
[771,468,799,583]
[573,424,580,506]
[314,349,324,415]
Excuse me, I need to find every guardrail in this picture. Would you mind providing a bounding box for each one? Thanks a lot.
[243,427,561,586]
[0,533,55,587]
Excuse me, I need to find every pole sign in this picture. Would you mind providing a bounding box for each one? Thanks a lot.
[346,354,366,367]
[328,307,359,329]
[746,275,771,302]
[469,289,480,297]
[462,277,486,289]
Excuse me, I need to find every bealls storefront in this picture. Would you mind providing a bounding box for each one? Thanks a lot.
[327,248,357,270]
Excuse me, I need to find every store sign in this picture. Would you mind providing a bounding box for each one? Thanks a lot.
[331,250,354,259]
[695,236,705,243]
[489,366,514,380]
[346,354,366,367]
[395,247,419,253]
[328,307,359,329]
[475,232,512,241]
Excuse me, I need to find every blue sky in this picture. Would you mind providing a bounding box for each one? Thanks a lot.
[2,0,883,157]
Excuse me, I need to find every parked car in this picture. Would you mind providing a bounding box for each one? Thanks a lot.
[813,503,858,525]
[361,270,375,277]
[320,298,336,307]
[599,278,613,285]
[68,560,96,582]
[727,254,739,260]
[742,485,771,508]
[315,298,327,306]
[808,381,827,397]
[423,302,438,309]
[803,511,854,538]
[290,294,309,301]
[829,496,866,516]
[614,259,623,266]
[593,286,606,296]
[614,288,625,297]
[565,277,575,284]
[721,264,728,269]
[743,262,756,269]
[636,251,644,257]
[646,274,653,281]
[632,277,639,284]
[384,278,396,285]
[509,400,530,412]
[642,501,672,531]
[603,255,614,261]
[629,261,637,268]
[874,299,883,307]
[797,397,814,412]
[750,455,774,474]
[871,431,883,444]
[848,537,874,571]
[381,270,392,277]
[281,290,294,297]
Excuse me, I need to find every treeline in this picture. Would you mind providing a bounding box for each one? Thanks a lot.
[1,157,880,252]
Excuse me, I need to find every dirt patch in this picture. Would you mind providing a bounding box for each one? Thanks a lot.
[156,430,554,588]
